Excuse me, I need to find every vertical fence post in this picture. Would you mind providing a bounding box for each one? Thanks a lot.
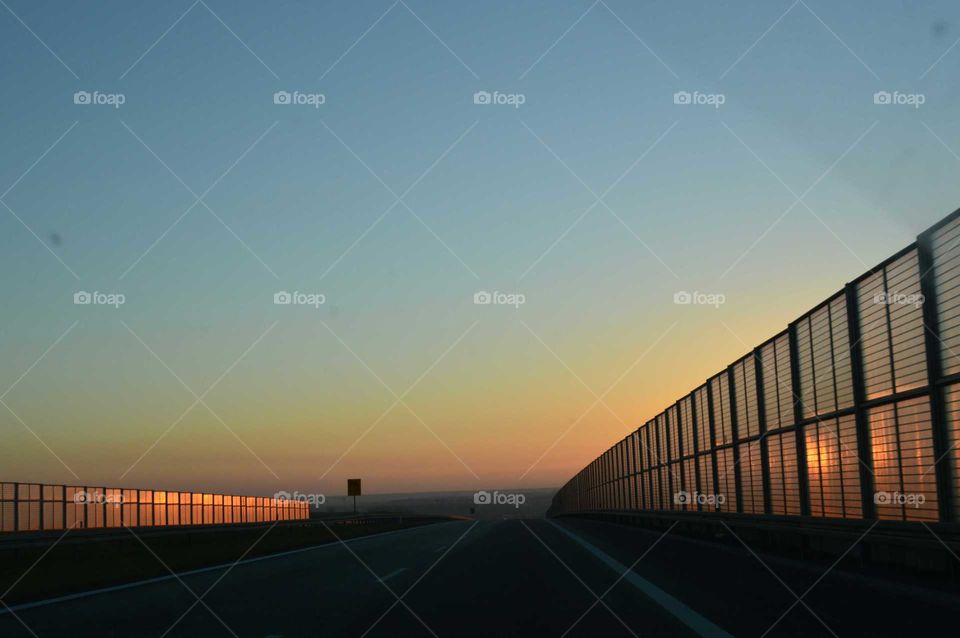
[788,320,811,517]
[625,437,630,511]
[636,430,645,511]
[917,230,954,522]
[755,346,772,514]
[13,482,19,532]
[659,423,665,511]
[611,448,616,510]
[601,451,607,510]
[613,443,619,511]
[845,282,876,519]
[614,444,620,510]
[665,409,673,511]
[692,392,701,506]
[707,380,720,511]
[681,402,688,503]
[880,266,909,522]
[632,432,640,510]
[727,366,742,513]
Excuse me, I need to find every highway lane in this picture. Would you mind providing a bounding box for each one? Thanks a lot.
[0,518,956,637]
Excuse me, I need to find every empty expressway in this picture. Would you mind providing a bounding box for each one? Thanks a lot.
[1,517,955,637]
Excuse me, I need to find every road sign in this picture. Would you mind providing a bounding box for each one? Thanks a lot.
[347,479,361,496]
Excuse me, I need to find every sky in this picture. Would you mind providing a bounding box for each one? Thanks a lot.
[1,0,959,498]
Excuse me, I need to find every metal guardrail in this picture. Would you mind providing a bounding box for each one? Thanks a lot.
[0,482,309,533]
[550,207,960,529]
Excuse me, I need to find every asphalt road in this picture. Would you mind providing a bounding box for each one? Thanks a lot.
[0,518,956,637]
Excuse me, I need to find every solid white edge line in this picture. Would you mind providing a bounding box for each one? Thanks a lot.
[0,520,460,616]
[546,520,734,638]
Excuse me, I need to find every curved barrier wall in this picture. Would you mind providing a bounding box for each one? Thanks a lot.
[0,482,309,532]
[549,208,960,526]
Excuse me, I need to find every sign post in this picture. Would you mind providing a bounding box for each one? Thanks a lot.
[347,479,361,514]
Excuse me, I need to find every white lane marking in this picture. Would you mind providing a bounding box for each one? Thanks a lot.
[547,520,733,638]
[0,521,461,616]
[433,546,446,553]
[380,568,407,581]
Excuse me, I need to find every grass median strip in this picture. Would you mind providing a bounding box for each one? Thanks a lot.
[0,517,449,608]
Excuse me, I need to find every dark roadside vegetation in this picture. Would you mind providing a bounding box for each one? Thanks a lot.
[0,515,453,606]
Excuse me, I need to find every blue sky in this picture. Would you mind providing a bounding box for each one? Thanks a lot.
[1,0,959,495]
